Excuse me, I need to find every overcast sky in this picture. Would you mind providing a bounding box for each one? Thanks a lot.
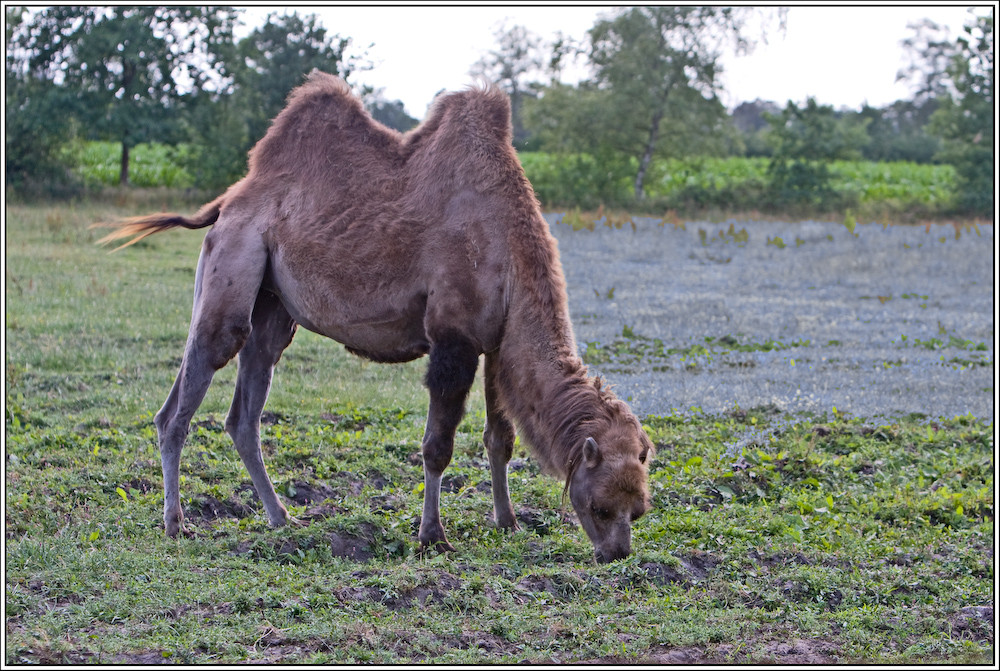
[238,4,987,118]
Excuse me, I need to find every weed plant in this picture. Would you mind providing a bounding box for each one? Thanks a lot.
[4,200,993,664]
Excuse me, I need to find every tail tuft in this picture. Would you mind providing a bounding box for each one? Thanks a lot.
[91,199,223,251]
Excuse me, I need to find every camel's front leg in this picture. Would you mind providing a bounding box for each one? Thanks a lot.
[483,351,519,530]
[418,332,480,552]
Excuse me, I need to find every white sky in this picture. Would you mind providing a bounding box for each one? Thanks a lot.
[237,4,989,118]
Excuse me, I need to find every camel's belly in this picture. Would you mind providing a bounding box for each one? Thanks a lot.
[265,261,431,362]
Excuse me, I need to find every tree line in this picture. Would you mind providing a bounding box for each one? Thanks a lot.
[6,7,993,216]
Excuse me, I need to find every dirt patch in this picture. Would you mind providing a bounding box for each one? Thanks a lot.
[582,637,841,665]
[109,651,174,664]
[320,412,369,432]
[120,477,154,495]
[189,493,255,521]
[950,605,994,643]
[286,480,336,505]
[638,561,688,586]
[748,548,813,567]
[578,645,728,665]
[516,507,577,536]
[334,570,463,610]
[299,504,341,520]
[676,549,720,579]
[329,525,376,562]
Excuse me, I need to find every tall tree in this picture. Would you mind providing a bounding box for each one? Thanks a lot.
[469,23,545,148]
[234,12,364,147]
[6,7,77,192]
[899,12,993,214]
[366,95,419,132]
[12,6,239,185]
[857,99,940,163]
[588,7,782,199]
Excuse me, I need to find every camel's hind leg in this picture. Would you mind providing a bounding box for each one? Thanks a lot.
[154,226,266,537]
[225,290,297,528]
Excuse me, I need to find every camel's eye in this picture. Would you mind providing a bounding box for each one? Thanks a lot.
[590,503,612,520]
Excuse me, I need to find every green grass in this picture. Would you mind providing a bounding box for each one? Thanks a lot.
[5,198,994,664]
[59,141,196,188]
[518,152,959,218]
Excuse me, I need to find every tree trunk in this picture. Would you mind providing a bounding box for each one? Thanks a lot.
[634,105,665,201]
[119,141,130,186]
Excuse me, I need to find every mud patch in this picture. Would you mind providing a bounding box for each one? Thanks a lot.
[635,550,721,587]
[638,561,688,586]
[109,651,173,664]
[231,535,319,562]
[320,412,369,432]
[579,645,728,665]
[516,507,577,536]
[677,549,720,580]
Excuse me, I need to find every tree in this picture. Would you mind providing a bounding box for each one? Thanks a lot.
[469,23,545,148]
[11,6,239,185]
[587,7,782,199]
[177,11,368,190]
[857,99,940,163]
[765,98,869,210]
[234,12,365,147]
[900,12,993,215]
[732,99,781,157]
[5,7,78,192]
[366,95,418,132]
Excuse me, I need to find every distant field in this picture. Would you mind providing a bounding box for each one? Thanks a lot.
[4,199,992,664]
[518,153,957,214]
[59,141,958,217]
[60,141,196,188]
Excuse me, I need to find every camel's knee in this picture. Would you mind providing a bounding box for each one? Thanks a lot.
[196,320,251,370]
[422,437,455,476]
[424,331,479,402]
[484,418,515,461]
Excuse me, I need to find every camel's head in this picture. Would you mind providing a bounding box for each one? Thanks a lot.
[566,422,654,563]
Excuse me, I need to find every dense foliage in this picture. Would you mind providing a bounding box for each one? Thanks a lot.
[5,7,992,216]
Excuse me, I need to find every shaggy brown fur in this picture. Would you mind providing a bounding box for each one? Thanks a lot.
[98,70,652,563]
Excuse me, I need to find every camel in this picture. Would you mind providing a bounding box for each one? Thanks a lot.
[99,70,653,563]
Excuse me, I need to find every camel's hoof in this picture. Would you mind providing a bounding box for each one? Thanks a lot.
[418,539,456,556]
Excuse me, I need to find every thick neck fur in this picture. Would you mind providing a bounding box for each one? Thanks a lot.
[493,207,624,479]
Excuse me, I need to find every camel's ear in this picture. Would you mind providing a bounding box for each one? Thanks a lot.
[583,437,601,467]
[638,433,655,464]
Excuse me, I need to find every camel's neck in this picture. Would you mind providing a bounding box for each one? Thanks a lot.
[492,207,614,478]
[495,292,607,480]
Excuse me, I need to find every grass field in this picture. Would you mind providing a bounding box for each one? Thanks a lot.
[4,196,994,664]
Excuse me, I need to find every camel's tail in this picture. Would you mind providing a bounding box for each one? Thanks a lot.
[93,198,223,251]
